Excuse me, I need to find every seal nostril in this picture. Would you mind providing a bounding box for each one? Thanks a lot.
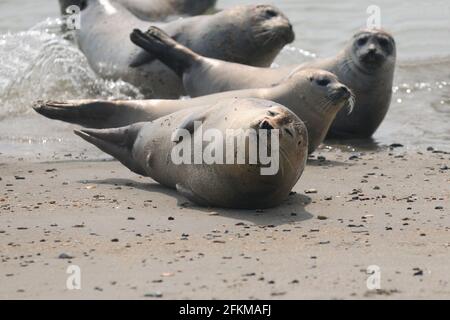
[260,120,274,130]
[340,86,349,93]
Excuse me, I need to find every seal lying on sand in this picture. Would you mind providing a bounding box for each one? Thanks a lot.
[63,0,294,98]
[131,27,396,138]
[59,0,217,21]
[73,98,309,209]
[34,69,353,154]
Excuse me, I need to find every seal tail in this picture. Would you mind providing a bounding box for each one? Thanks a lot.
[33,100,148,129]
[74,123,147,176]
[129,27,198,76]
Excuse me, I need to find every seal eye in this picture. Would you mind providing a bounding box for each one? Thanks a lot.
[267,110,278,117]
[357,37,368,46]
[265,9,278,18]
[284,128,294,137]
[378,37,389,47]
[316,79,330,86]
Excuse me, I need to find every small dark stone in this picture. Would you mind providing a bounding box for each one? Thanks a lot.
[58,253,73,259]
[413,268,424,276]
[144,291,163,298]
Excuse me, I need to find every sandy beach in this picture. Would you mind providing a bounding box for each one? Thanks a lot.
[0,146,448,299]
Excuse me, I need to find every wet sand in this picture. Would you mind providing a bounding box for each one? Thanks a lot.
[0,147,449,299]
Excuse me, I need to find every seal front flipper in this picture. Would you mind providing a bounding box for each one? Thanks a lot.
[128,51,156,68]
[33,100,151,129]
[74,123,147,176]
[176,184,211,207]
[129,27,183,68]
[130,27,198,76]
[172,111,210,142]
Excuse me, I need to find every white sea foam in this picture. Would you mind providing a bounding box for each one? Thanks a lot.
[0,18,142,120]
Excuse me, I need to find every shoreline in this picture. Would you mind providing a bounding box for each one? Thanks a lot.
[0,147,449,299]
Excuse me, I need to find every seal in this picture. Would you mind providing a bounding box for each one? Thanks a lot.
[131,27,396,138]
[65,0,294,98]
[59,0,217,21]
[34,69,353,154]
[72,98,309,209]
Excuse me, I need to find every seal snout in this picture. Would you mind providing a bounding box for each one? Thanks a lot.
[336,85,351,99]
[259,119,275,131]
[331,84,355,114]
[361,47,384,64]
[328,83,354,112]
[282,23,295,43]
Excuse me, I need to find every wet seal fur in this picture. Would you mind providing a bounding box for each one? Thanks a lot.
[34,69,353,154]
[63,0,295,98]
[72,98,309,209]
[131,27,396,138]
[59,0,217,20]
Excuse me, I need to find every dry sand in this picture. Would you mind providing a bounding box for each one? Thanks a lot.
[0,146,449,299]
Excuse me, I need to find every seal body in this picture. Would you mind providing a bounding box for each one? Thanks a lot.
[59,0,217,21]
[35,69,353,154]
[68,1,294,98]
[74,98,309,209]
[132,27,395,137]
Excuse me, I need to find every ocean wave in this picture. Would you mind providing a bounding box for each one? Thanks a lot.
[0,18,143,120]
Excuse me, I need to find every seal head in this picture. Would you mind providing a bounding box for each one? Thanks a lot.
[349,29,396,74]
[280,69,354,152]
[199,5,295,67]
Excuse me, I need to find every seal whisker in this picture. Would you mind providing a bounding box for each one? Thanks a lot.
[346,92,356,114]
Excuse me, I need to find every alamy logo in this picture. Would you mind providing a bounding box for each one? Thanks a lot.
[64,5,81,30]
[366,265,381,290]
[366,5,381,29]
[171,122,280,176]
[66,265,82,290]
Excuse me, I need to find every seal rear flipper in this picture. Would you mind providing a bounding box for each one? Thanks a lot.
[176,184,211,207]
[33,100,149,129]
[74,123,147,176]
[129,27,198,76]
